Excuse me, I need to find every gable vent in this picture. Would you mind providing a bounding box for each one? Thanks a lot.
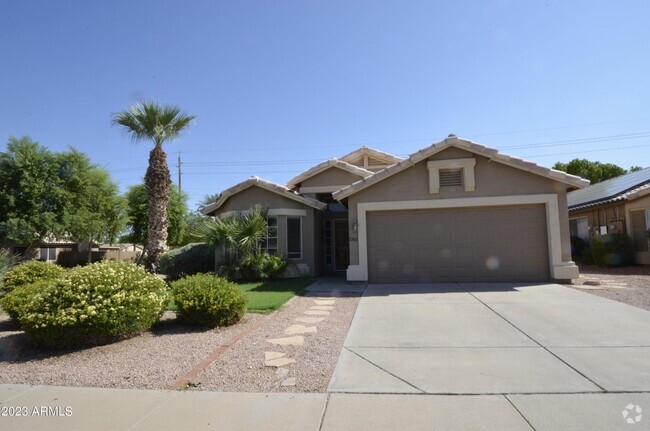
[439,169,462,187]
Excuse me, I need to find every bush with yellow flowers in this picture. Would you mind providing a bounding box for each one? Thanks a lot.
[17,261,168,349]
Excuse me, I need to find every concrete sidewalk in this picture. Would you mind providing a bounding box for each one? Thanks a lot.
[1,384,649,430]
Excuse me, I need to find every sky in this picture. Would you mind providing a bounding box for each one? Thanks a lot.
[1,0,649,210]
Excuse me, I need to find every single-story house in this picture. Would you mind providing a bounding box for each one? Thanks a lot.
[1,240,77,262]
[568,167,650,265]
[202,135,588,283]
[1,241,143,265]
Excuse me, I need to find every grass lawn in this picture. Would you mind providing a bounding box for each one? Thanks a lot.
[167,278,315,313]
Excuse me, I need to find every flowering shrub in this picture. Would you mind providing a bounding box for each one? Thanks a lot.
[0,260,65,299]
[1,282,46,322]
[18,261,168,349]
[171,274,247,327]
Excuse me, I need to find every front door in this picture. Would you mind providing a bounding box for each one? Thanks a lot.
[334,220,350,271]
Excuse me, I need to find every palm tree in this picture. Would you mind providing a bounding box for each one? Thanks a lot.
[111,101,195,272]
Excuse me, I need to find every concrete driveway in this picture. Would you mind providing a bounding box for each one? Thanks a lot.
[327,282,650,430]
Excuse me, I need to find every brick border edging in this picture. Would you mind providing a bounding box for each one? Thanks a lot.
[170,317,268,390]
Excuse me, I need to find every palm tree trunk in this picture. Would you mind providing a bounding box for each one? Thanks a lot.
[144,145,171,272]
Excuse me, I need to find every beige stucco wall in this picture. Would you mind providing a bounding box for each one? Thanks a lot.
[300,167,364,188]
[218,186,306,213]
[213,185,318,277]
[346,147,573,267]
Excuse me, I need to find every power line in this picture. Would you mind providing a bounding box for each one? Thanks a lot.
[104,131,650,178]
[522,144,648,159]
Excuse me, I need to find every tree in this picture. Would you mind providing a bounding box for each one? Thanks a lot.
[60,151,128,262]
[0,137,127,259]
[122,183,189,247]
[630,166,644,172]
[0,137,62,245]
[198,192,220,212]
[553,159,629,184]
[111,101,195,272]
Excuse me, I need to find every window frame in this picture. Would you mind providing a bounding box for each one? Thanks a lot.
[40,247,56,262]
[264,216,278,254]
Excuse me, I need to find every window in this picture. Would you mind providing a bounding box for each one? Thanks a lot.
[439,169,462,187]
[264,217,278,254]
[40,247,56,261]
[287,217,302,259]
[569,217,589,242]
[324,220,333,265]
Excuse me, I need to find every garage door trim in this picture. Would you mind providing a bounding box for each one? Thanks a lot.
[347,194,576,281]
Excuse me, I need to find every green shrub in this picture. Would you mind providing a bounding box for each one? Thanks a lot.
[253,253,288,280]
[1,260,65,299]
[230,252,288,281]
[588,234,635,267]
[159,243,214,279]
[1,282,45,321]
[18,261,168,349]
[171,273,247,327]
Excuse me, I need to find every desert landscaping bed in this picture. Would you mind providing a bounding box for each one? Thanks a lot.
[567,265,650,311]
[0,311,267,390]
[192,292,360,393]
[0,291,359,392]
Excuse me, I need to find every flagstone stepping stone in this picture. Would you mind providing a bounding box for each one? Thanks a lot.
[281,377,296,387]
[295,317,325,324]
[314,299,335,306]
[265,351,286,361]
[267,336,305,346]
[276,367,289,378]
[284,324,317,335]
[265,357,296,367]
[304,310,329,316]
[310,305,334,311]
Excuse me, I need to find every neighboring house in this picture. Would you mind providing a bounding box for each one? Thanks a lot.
[1,240,77,262]
[202,136,588,283]
[568,167,650,265]
[1,241,143,265]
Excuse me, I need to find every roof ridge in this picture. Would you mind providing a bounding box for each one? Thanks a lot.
[286,158,373,188]
[333,136,588,200]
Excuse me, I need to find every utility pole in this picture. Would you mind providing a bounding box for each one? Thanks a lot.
[177,151,182,195]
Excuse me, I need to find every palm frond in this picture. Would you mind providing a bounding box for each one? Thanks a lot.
[111,100,195,146]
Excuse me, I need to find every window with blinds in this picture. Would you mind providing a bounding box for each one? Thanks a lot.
[439,169,462,187]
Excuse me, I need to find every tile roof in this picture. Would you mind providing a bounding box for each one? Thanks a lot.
[286,159,373,188]
[568,167,650,210]
[201,176,327,215]
[333,135,590,200]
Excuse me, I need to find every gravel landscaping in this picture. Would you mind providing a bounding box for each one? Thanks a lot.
[0,281,361,393]
[567,265,650,311]
[194,292,360,393]
[0,311,267,390]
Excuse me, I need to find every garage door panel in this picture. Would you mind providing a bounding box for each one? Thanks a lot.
[367,205,549,283]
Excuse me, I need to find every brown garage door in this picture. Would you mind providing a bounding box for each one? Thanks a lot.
[367,205,549,283]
